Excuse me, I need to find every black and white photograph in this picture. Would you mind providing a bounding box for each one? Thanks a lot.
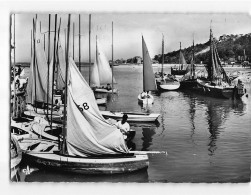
[2,0,251,193]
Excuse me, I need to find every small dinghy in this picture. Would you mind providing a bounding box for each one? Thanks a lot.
[100,111,160,122]
[156,35,180,91]
[138,36,156,105]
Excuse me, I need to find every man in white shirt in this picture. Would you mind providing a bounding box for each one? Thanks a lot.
[115,114,130,139]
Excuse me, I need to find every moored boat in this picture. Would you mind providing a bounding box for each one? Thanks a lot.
[193,27,246,99]
[180,38,197,90]
[138,36,156,105]
[156,35,180,91]
[171,42,188,76]
[100,110,160,122]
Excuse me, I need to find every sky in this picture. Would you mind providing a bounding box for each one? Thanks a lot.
[12,12,251,63]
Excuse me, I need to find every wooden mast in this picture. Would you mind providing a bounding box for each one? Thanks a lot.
[89,14,91,85]
[62,14,71,155]
[161,34,164,80]
[30,29,32,58]
[33,16,37,113]
[12,14,16,118]
[50,14,57,128]
[73,22,75,60]
[47,14,51,117]
[111,21,114,94]
[79,14,81,71]
[179,42,181,70]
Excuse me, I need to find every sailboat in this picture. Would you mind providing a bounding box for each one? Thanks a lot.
[195,28,246,99]
[90,37,118,94]
[171,42,188,76]
[137,36,156,104]
[180,38,197,89]
[24,56,149,174]
[156,35,180,91]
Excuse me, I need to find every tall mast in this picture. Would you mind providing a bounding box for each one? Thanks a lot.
[96,35,98,63]
[73,22,75,60]
[62,14,71,155]
[192,36,195,78]
[33,17,37,112]
[179,42,181,70]
[111,21,114,94]
[12,14,16,118]
[50,14,57,128]
[79,14,81,71]
[89,14,91,85]
[47,14,51,117]
[30,29,32,58]
[161,34,164,79]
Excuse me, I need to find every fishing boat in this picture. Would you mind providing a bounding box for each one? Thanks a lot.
[24,19,148,174]
[137,36,156,105]
[194,28,246,99]
[100,111,160,122]
[171,42,188,75]
[90,37,118,94]
[156,35,180,91]
[180,38,197,90]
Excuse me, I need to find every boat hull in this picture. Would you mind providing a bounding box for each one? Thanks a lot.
[180,78,197,90]
[23,152,149,175]
[195,79,237,99]
[156,80,180,91]
[100,111,160,122]
[137,94,154,104]
[94,88,118,94]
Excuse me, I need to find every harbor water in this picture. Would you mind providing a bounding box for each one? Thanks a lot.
[14,64,251,182]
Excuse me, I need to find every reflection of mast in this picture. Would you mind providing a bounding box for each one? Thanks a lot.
[188,95,196,145]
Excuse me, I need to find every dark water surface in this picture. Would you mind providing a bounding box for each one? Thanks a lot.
[16,65,250,182]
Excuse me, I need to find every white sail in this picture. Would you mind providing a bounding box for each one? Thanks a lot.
[56,40,66,90]
[90,58,100,87]
[96,39,116,85]
[66,57,128,157]
[142,36,156,91]
[27,20,53,104]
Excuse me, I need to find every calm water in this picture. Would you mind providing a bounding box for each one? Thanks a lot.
[15,65,251,182]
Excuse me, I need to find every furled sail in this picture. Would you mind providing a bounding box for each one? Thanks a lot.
[207,29,230,84]
[96,39,116,85]
[66,57,128,157]
[142,36,156,92]
[56,40,66,90]
[27,20,53,104]
[90,58,100,87]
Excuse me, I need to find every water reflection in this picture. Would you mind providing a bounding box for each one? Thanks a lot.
[197,95,245,156]
[141,127,156,151]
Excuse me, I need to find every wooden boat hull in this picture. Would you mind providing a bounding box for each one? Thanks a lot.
[156,80,180,91]
[137,94,154,104]
[23,152,149,175]
[100,111,160,122]
[195,79,238,99]
[94,88,118,94]
[180,78,197,90]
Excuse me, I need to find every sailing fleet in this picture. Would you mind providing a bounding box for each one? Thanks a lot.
[10,13,247,177]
